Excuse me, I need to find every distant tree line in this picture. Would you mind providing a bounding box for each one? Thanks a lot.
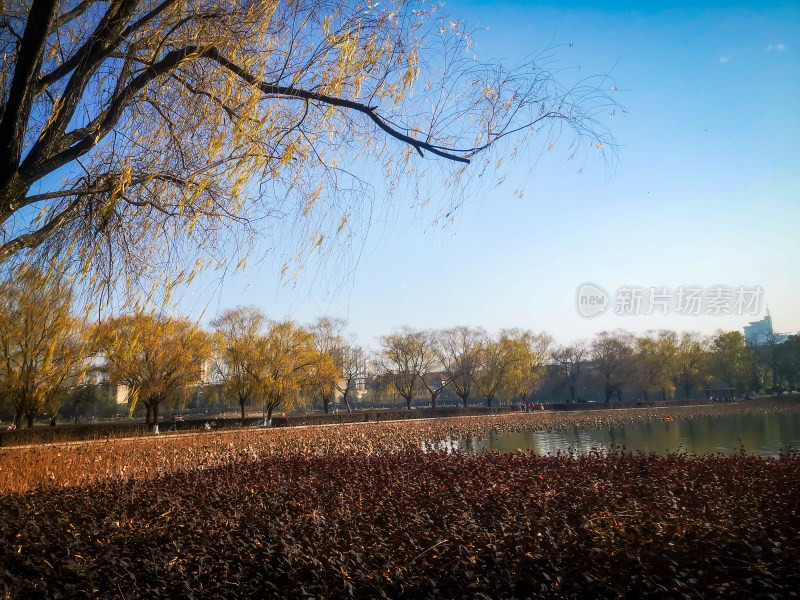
[1,267,798,429]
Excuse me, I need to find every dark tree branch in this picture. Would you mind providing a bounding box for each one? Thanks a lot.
[202,47,472,164]
[29,0,140,166]
[38,0,176,90]
[0,0,612,276]
[50,0,97,32]
[0,0,59,186]
[169,73,239,122]
[21,172,190,204]
[22,46,201,181]
[26,39,477,189]
[0,196,85,263]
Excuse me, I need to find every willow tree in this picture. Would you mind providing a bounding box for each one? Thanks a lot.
[307,317,347,414]
[253,319,317,423]
[673,332,710,400]
[591,329,636,403]
[306,318,365,415]
[211,305,267,423]
[474,329,533,407]
[97,312,210,433]
[636,330,678,401]
[417,329,448,409]
[380,326,426,410]
[498,329,552,406]
[439,326,483,409]
[0,0,613,297]
[551,341,588,403]
[709,331,752,395]
[0,266,89,426]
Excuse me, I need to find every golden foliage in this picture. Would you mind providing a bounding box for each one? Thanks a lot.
[0,0,615,301]
[0,267,89,426]
[212,308,323,419]
[96,312,211,426]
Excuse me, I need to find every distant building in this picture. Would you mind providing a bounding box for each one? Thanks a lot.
[744,313,774,345]
[115,384,130,405]
[744,311,791,345]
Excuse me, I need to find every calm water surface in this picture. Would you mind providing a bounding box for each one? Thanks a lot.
[431,412,800,457]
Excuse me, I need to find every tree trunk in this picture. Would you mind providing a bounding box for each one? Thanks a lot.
[239,400,246,424]
[145,403,153,427]
[26,413,34,428]
[430,392,437,409]
[486,396,492,408]
[343,391,352,413]
[662,388,668,401]
[616,387,623,402]
[152,401,160,435]
[643,390,649,402]
[684,383,691,400]
[568,385,576,403]
[13,408,23,427]
[323,397,330,414]
[405,397,412,410]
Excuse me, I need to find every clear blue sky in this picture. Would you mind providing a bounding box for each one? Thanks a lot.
[185,0,800,347]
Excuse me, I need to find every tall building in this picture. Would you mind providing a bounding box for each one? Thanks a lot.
[743,311,791,345]
[744,313,773,345]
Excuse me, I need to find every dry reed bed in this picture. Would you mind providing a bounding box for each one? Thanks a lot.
[1,399,797,495]
[1,450,798,598]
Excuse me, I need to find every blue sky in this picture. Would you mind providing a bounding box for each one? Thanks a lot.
[185,0,800,346]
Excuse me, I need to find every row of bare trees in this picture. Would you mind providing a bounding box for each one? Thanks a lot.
[545,329,799,404]
[378,327,552,409]
[376,327,799,407]
[2,267,798,428]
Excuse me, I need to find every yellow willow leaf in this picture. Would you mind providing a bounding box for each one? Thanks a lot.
[187,211,202,237]
[39,97,64,138]
[302,185,322,218]
[336,213,351,234]
[32,204,49,226]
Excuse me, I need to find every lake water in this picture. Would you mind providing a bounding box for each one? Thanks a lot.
[431,412,800,457]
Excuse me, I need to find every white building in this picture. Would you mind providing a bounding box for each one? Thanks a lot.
[744,311,791,345]
[744,314,773,344]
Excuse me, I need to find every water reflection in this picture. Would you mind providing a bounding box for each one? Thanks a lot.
[461,412,800,457]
